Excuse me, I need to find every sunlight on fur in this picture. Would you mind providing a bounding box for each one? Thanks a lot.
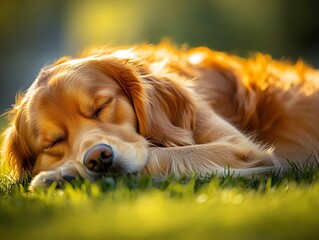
[1,42,319,190]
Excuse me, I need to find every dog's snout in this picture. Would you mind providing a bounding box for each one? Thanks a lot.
[83,144,113,172]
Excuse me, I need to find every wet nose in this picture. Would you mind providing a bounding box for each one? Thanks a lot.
[83,144,113,172]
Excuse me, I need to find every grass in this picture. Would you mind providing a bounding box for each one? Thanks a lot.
[0,166,319,240]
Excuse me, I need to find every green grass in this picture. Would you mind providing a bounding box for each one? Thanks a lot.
[1,166,319,240]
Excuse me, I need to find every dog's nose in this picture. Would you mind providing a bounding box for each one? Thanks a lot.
[83,144,113,172]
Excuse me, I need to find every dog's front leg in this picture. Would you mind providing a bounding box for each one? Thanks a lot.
[143,140,281,177]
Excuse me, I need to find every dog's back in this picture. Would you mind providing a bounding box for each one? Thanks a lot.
[190,48,319,168]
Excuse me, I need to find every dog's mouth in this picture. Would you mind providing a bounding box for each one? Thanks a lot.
[84,163,137,181]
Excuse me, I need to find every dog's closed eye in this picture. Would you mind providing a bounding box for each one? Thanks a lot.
[93,98,113,119]
[44,136,66,150]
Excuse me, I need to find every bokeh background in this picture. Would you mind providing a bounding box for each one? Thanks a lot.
[1,0,319,113]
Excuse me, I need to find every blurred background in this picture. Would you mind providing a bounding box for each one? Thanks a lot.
[1,0,319,113]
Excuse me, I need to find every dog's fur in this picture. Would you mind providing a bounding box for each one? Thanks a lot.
[2,43,319,189]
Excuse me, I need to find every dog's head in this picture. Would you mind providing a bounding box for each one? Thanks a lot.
[2,48,197,180]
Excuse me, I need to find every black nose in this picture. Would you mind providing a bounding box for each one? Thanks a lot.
[83,144,113,172]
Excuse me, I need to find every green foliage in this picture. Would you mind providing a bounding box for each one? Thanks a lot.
[0,167,319,240]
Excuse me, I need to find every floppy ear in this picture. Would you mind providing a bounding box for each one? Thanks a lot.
[1,61,73,179]
[1,102,35,178]
[93,57,197,147]
[137,74,197,146]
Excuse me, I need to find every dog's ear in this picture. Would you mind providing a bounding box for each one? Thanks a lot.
[137,74,197,146]
[93,57,197,147]
[1,100,35,178]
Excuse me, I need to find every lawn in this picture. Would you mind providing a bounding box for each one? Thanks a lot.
[0,120,319,240]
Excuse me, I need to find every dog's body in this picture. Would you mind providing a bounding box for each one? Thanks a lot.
[2,43,319,189]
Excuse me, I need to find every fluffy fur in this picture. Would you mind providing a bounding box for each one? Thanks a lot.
[2,43,319,190]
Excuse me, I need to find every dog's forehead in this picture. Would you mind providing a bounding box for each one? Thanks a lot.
[31,55,101,88]
[27,58,123,124]
[25,55,126,134]
[31,60,105,95]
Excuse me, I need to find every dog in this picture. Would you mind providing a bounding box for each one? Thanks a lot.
[2,42,319,190]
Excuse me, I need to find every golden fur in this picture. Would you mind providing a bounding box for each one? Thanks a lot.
[2,43,319,189]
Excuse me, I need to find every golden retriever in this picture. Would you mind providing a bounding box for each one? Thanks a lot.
[2,43,319,190]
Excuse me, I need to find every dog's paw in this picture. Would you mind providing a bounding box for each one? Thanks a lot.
[29,171,68,190]
[29,161,86,191]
